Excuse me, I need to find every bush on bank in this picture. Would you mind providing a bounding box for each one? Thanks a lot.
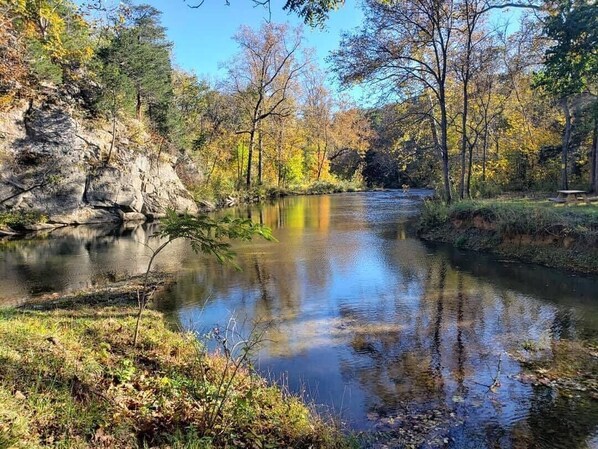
[192,179,365,208]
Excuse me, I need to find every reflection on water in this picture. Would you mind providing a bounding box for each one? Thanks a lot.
[2,190,598,448]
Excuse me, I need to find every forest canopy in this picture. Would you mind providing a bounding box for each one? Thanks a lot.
[0,0,596,201]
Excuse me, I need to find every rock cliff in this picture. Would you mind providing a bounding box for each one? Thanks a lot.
[0,92,199,229]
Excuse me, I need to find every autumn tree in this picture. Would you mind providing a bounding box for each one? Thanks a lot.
[332,0,456,201]
[0,11,29,108]
[302,66,333,180]
[1,0,94,84]
[228,23,307,188]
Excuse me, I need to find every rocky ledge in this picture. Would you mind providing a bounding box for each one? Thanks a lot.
[0,93,199,229]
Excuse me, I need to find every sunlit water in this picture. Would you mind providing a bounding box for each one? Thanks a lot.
[1,190,598,448]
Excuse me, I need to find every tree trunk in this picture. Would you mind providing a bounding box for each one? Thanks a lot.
[481,127,489,182]
[459,81,469,200]
[277,124,284,187]
[428,94,440,152]
[316,142,325,181]
[466,143,474,197]
[246,126,256,188]
[590,112,598,193]
[257,129,263,185]
[136,90,142,120]
[561,98,572,190]
[440,93,452,203]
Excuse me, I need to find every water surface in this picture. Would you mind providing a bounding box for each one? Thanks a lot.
[2,191,598,448]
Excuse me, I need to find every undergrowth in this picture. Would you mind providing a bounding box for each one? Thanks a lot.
[192,179,365,207]
[420,199,598,239]
[0,210,48,231]
[0,301,350,448]
[418,199,598,273]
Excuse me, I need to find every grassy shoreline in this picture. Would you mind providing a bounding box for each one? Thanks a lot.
[0,278,351,449]
[418,199,598,274]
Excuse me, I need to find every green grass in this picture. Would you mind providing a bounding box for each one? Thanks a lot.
[418,198,598,273]
[420,198,598,238]
[0,288,350,449]
[451,199,598,236]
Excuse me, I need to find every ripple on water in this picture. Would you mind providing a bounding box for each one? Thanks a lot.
[2,191,598,448]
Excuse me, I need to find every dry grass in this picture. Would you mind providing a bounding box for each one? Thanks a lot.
[0,288,351,449]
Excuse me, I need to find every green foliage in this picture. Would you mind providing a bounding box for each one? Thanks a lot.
[3,0,95,84]
[96,4,173,133]
[0,211,47,231]
[282,0,344,26]
[418,200,450,231]
[25,39,63,84]
[534,0,598,97]
[305,180,344,195]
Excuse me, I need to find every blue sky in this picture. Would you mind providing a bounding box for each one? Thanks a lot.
[147,1,364,84]
[93,1,520,104]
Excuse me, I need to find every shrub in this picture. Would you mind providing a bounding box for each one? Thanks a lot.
[0,210,47,230]
[418,199,450,231]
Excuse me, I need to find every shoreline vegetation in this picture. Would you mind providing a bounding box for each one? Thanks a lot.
[0,180,366,238]
[0,275,352,449]
[417,198,598,274]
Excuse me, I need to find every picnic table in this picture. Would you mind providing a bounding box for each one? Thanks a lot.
[550,190,589,204]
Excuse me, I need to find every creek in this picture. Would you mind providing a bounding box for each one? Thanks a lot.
[2,190,598,448]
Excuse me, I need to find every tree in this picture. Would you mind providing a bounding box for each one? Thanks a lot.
[302,66,333,180]
[2,0,94,83]
[534,0,598,190]
[454,0,491,199]
[101,4,173,128]
[228,23,307,188]
[364,102,439,188]
[0,11,29,109]
[332,0,457,202]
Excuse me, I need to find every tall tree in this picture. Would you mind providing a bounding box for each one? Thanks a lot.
[102,4,173,128]
[534,0,598,190]
[332,0,456,202]
[302,66,333,180]
[228,23,306,188]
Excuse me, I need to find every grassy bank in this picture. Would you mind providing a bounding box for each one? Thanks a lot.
[0,281,350,449]
[418,199,598,273]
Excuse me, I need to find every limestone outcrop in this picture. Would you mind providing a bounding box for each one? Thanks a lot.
[0,94,199,228]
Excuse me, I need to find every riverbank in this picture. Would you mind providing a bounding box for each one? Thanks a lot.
[418,199,598,274]
[0,180,367,237]
[194,180,367,211]
[0,278,350,449]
